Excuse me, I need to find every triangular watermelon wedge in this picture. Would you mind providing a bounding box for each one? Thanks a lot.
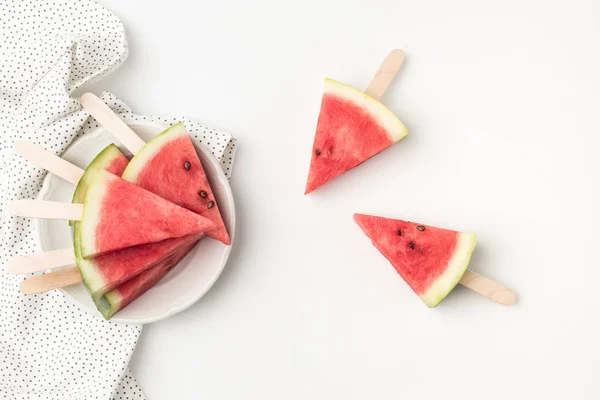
[354,214,477,307]
[305,78,408,194]
[79,169,213,258]
[122,122,230,245]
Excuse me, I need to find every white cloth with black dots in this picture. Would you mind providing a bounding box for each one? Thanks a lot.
[0,1,237,399]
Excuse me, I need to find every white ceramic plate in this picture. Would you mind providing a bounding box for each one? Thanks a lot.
[35,117,235,324]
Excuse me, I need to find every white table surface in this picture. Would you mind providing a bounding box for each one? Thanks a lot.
[93,1,600,398]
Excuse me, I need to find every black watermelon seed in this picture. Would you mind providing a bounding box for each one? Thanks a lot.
[409,241,415,249]
[207,201,215,209]
[315,149,321,156]
[184,161,191,170]
[416,225,425,231]
[199,190,208,198]
[397,229,402,236]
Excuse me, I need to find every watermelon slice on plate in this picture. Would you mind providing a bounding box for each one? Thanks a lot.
[77,233,201,300]
[79,169,213,258]
[354,213,477,307]
[305,78,408,194]
[95,241,197,320]
[122,122,231,245]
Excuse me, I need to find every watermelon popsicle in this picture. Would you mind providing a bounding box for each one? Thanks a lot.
[305,50,408,194]
[78,169,213,258]
[122,122,231,245]
[354,214,516,306]
[80,94,231,245]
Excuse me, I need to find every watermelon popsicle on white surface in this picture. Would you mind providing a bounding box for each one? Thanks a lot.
[305,49,408,194]
[354,214,517,306]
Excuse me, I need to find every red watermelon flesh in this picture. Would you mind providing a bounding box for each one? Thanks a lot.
[106,156,128,176]
[81,233,201,300]
[305,79,408,194]
[95,240,198,319]
[79,169,214,258]
[122,122,230,245]
[354,214,477,307]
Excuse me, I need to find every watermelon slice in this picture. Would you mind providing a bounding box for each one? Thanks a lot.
[305,78,408,194]
[354,214,477,307]
[122,122,230,245]
[77,233,201,300]
[79,169,213,258]
[94,240,197,319]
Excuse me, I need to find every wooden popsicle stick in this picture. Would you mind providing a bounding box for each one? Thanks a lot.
[364,49,406,101]
[19,267,82,295]
[14,140,84,185]
[80,92,146,154]
[8,200,83,221]
[5,247,76,275]
[459,269,517,306]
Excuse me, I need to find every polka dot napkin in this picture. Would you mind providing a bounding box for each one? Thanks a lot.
[0,1,237,399]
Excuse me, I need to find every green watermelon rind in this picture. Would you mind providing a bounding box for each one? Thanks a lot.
[420,233,477,308]
[95,289,121,319]
[73,145,126,300]
[95,280,131,319]
[121,122,187,183]
[324,78,408,143]
[73,228,105,301]
[94,295,112,319]
[78,169,113,260]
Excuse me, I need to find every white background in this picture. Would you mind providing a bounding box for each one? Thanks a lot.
[93,1,600,398]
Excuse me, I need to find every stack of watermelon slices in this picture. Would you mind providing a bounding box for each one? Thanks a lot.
[71,123,230,319]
